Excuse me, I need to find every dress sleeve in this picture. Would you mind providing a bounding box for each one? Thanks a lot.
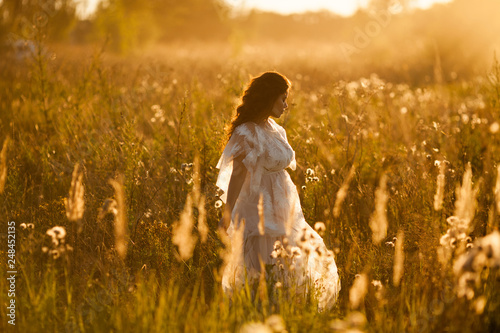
[216,123,265,202]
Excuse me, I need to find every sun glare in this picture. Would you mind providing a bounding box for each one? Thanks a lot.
[225,0,454,16]
[77,0,454,19]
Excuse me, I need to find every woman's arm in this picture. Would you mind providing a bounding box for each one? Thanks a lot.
[218,156,247,233]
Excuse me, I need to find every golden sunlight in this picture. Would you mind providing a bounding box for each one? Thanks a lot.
[232,0,454,15]
[77,0,454,19]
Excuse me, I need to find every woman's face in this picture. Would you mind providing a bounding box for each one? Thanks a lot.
[270,92,288,118]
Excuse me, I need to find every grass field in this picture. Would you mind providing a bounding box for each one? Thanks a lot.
[1,39,500,332]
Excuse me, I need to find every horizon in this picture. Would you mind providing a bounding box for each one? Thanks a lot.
[76,0,454,19]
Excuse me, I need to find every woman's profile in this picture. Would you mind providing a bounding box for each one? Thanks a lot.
[216,71,340,311]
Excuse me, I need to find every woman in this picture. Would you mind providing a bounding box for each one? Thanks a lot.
[216,71,340,311]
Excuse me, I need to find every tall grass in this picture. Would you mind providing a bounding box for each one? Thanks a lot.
[0,41,499,332]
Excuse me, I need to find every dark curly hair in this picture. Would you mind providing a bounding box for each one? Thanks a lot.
[226,71,291,141]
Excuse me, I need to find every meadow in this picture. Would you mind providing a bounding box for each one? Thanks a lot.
[1,38,500,332]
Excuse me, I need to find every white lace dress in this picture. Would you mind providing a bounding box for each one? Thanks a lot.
[216,118,340,311]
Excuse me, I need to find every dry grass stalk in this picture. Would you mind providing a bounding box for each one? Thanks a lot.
[333,164,356,218]
[369,174,388,245]
[454,163,478,228]
[191,155,208,242]
[198,194,208,243]
[433,162,446,211]
[220,216,246,288]
[258,254,268,303]
[349,273,368,309]
[258,193,265,235]
[393,230,404,287]
[65,164,85,224]
[109,175,128,260]
[192,155,201,204]
[172,194,197,260]
[0,136,10,194]
[495,165,500,213]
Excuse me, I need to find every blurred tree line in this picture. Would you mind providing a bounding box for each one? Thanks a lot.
[0,0,499,80]
[0,0,77,42]
[0,0,230,52]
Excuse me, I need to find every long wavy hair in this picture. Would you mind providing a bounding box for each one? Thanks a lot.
[226,71,291,141]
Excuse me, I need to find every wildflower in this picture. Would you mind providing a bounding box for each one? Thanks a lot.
[50,249,61,259]
[46,226,67,247]
[215,199,223,208]
[20,223,27,229]
[27,223,34,229]
[290,246,302,258]
[181,162,193,171]
[454,230,500,275]
[371,280,385,302]
[369,174,388,245]
[306,168,315,176]
[98,198,118,221]
[451,229,500,300]
[314,222,326,234]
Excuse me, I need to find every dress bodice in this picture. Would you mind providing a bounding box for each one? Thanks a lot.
[255,119,296,174]
[216,118,296,202]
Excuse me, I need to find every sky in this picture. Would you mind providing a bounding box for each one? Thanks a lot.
[75,0,454,19]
